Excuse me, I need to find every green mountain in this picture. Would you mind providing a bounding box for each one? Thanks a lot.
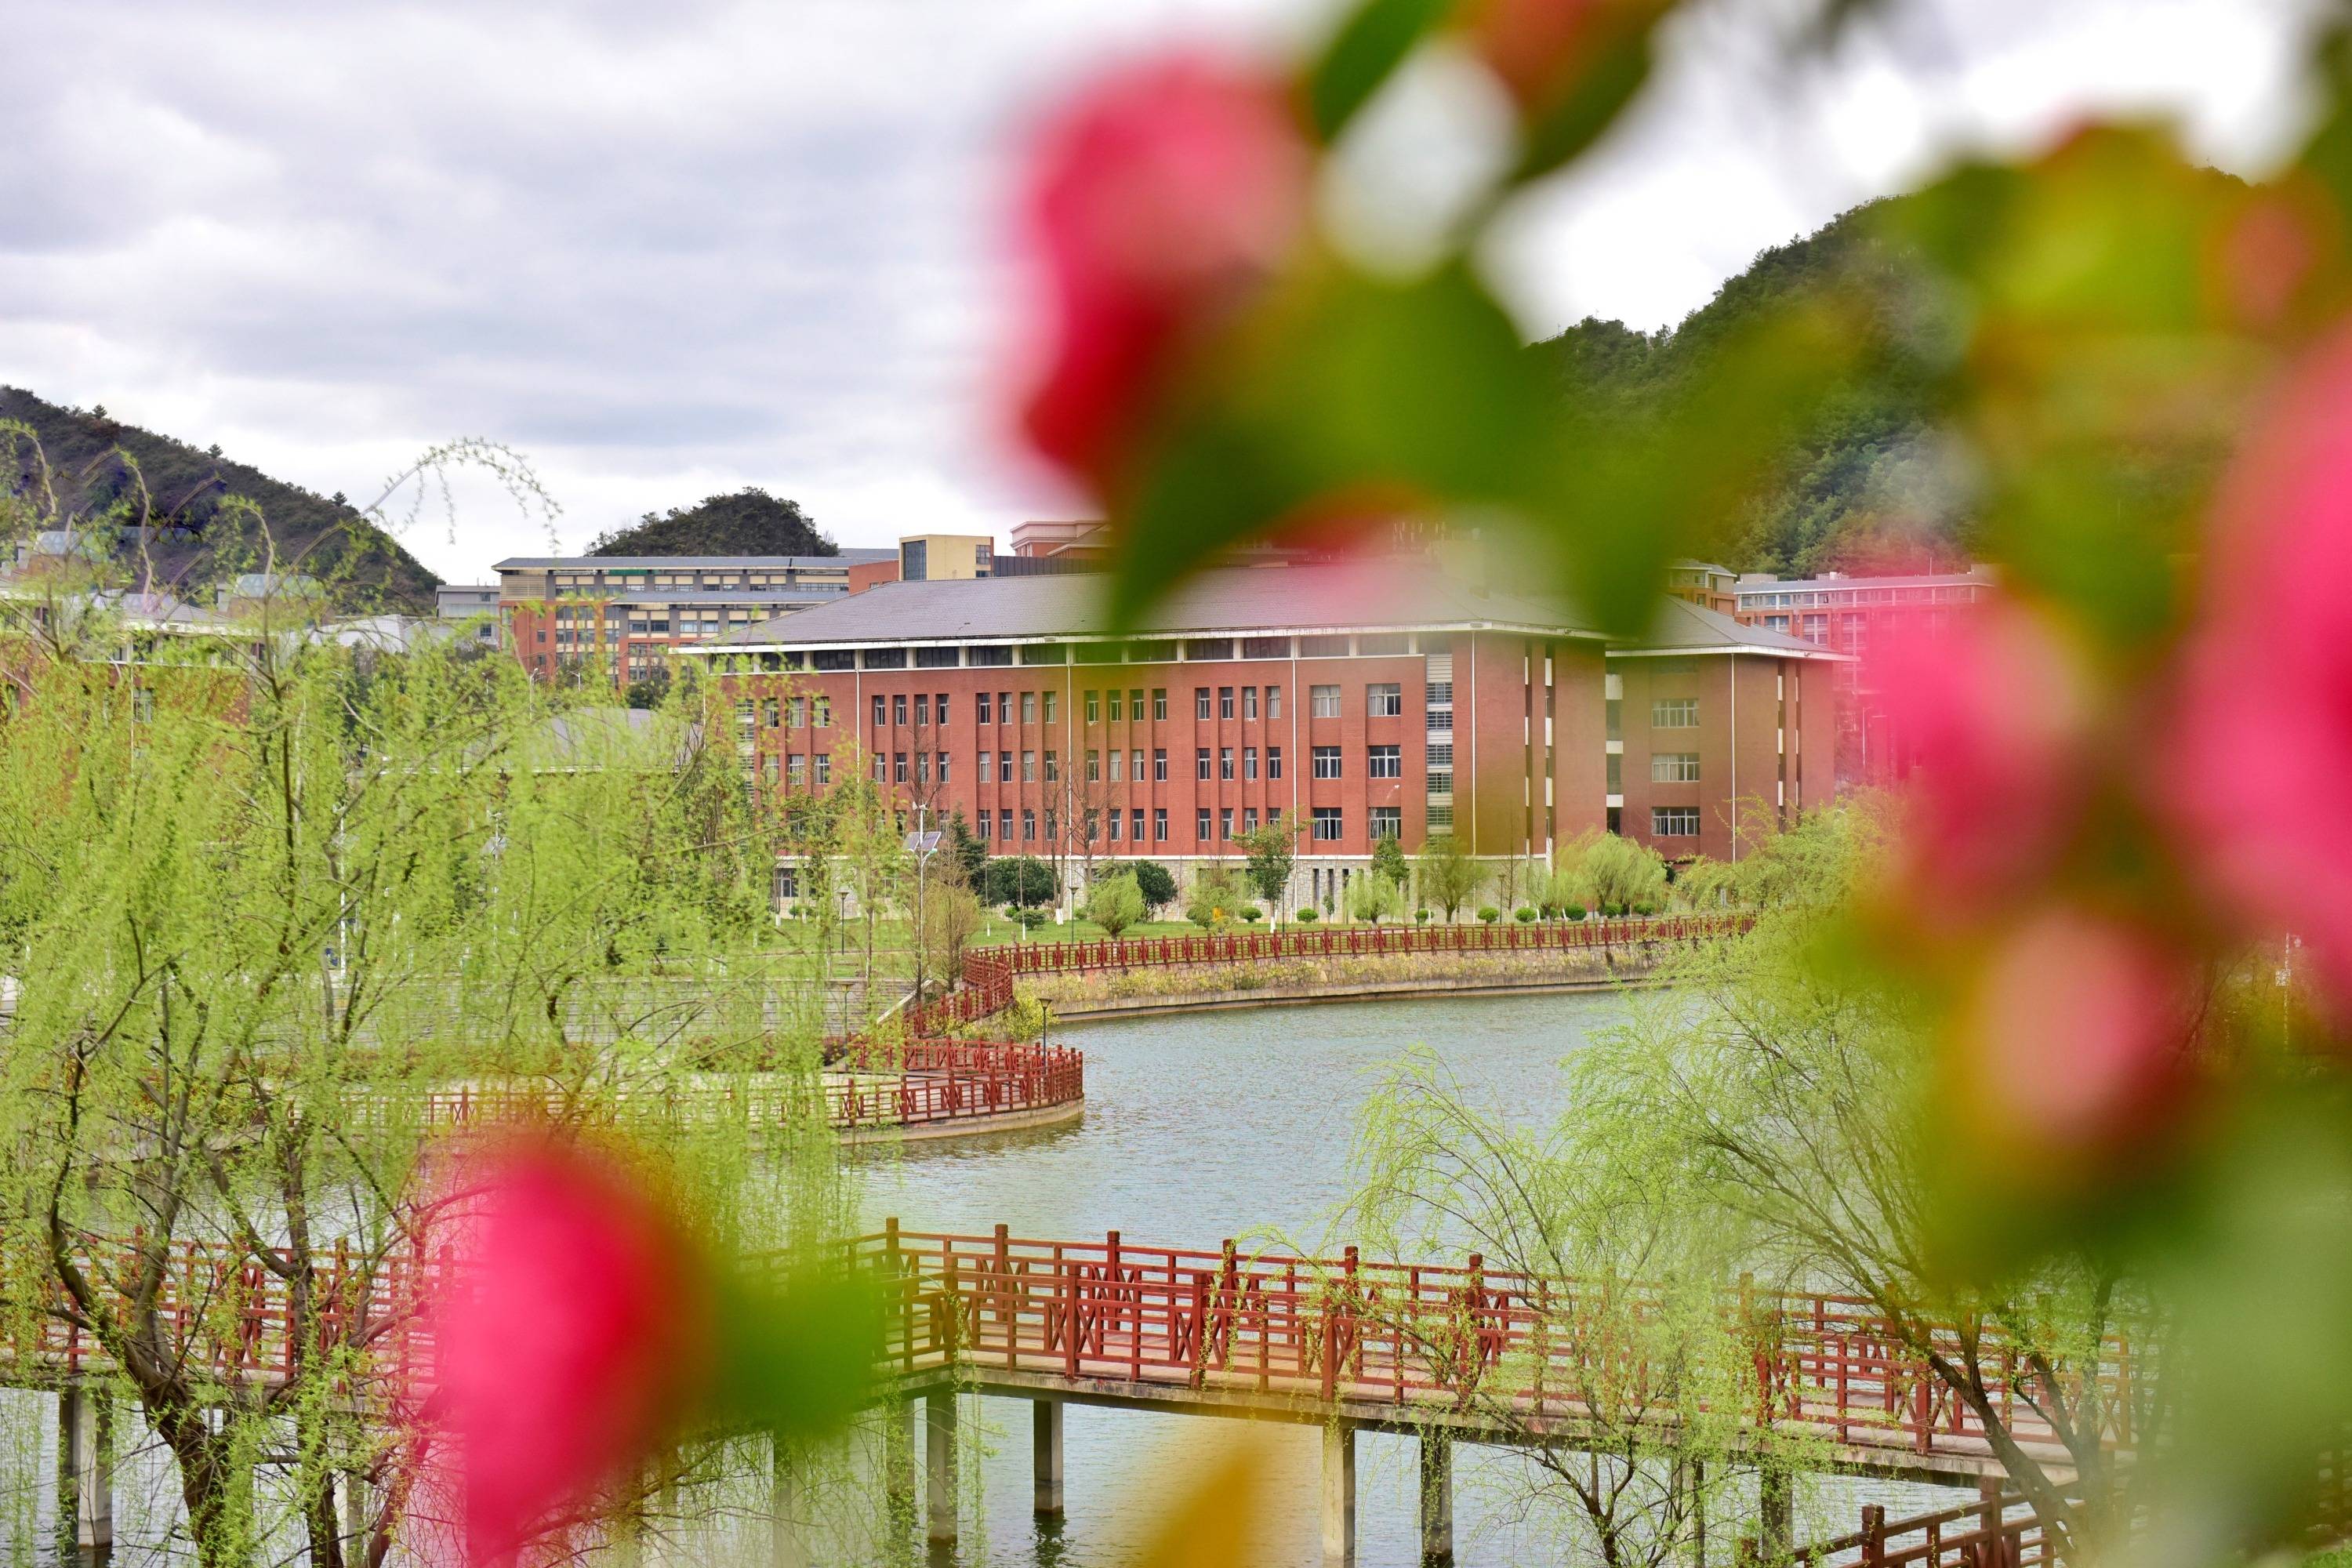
[0,387,441,610]
[1532,203,1963,579]
[589,488,836,557]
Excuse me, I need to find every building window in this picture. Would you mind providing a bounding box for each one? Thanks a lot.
[1311,684,1341,718]
[1370,805,1402,838]
[873,754,887,782]
[1312,746,1341,779]
[1219,808,1233,840]
[1107,690,1123,721]
[1653,806,1701,837]
[1243,746,1258,780]
[1313,807,1343,840]
[1368,745,1401,779]
[762,699,780,728]
[1022,692,1037,724]
[1087,750,1102,782]
[1022,750,1036,782]
[1267,746,1283,780]
[893,694,908,725]
[1219,686,1235,719]
[1219,747,1235,782]
[1368,683,1402,717]
[936,694,949,725]
[1154,748,1168,782]
[936,752,950,782]
[1154,808,1168,842]
[1652,752,1701,783]
[1000,750,1011,781]
[977,691,993,724]
[815,753,830,785]
[980,751,995,783]
[1196,688,1212,720]
[1153,688,1168,720]
[1243,686,1259,720]
[915,753,931,784]
[1606,753,1621,793]
[1196,808,1212,840]
[913,694,929,726]
[893,753,909,783]
[1044,750,1059,782]
[1196,747,1212,781]
[1108,811,1121,842]
[1044,691,1058,724]
[1242,808,1258,833]
[1266,686,1283,720]
[1653,698,1700,728]
[1129,808,1144,840]
[1022,809,1036,841]
[998,808,1012,840]
[1085,810,1099,843]
[873,695,886,728]
[1131,749,1145,781]
[786,755,807,786]
[998,691,1011,724]
[1109,749,1124,782]
[814,697,831,728]
[978,812,993,840]
[788,696,807,728]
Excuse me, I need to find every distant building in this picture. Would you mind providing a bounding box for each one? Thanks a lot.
[1730,567,1997,781]
[435,584,503,648]
[680,557,1843,906]
[1663,561,1740,616]
[493,551,893,688]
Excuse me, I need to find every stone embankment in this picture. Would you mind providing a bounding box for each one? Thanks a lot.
[1022,943,1658,1019]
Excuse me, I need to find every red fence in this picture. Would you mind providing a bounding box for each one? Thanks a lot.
[853,1224,2133,1472]
[1793,1483,2046,1567]
[899,950,1017,1036]
[980,914,1742,978]
[416,1036,1083,1140]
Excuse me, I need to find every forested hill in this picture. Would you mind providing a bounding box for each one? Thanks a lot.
[0,387,441,610]
[588,488,836,557]
[1531,203,1961,579]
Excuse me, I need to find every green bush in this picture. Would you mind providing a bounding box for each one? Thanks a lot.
[1294,908,1319,924]
[1603,902,1627,917]
[1477,906,1501,924]
[1414,909,1432,923]
[1632,902,1659,917]
[1514,906,1537,922]
[1013,906,1052,931]
[1241,907,1265,923]
[1563,904,1588,921]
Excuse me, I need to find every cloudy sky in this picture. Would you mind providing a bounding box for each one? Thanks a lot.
[0,0,2328,583]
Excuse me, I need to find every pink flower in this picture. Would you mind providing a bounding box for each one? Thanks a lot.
[430,1138,712,1566]
[2166,322,2352,1010]
[1017,56,1310,492]
[1871,596,2092,925]
[1955,906,2197,1180]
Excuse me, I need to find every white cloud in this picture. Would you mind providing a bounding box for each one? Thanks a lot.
[0,0,2328,582]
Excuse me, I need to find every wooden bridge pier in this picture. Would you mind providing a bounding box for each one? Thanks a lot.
[1420,1435,1454,1563]
[925,1391,957,1546]
[1323,1422,1356,1566]
[57,1387,113,1563]
[770,1432,809,1568]
[1033,1399,1065,1516]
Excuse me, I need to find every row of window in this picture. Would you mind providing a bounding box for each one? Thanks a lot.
[970,804,1399,845]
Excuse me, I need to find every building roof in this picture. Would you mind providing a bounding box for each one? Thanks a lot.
[491,552,893,571]
[1733,567,1994,598]
[1617,596,1847,659]
[697,559,1845,659]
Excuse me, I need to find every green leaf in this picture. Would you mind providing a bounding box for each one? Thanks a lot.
[1304,0,1455,143]
[708,1263,884,1439]
[1513,28,1655,181]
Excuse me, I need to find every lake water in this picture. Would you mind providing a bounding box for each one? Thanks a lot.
[847,993,1965,1568]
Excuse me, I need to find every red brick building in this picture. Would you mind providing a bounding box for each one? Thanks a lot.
[683,558,1842,906]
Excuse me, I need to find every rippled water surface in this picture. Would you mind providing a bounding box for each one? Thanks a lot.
[847,992,1963,1568]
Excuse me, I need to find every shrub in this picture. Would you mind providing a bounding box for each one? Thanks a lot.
[1602,902,1626,917]
[982,856,1060,909]
[1632,902,1659,917]
[1294,908,1319,924]
[1415,908,1432,923]
[1014,907,1051,930]
[1563,904,1588,921]
[1514,906,1537,922]
[1477,906,1501,924]
[1240,907,1265,923]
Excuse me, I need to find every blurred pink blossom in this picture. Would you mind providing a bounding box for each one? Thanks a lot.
[430,1138,710,1566]
[1958,906,2194,1176]
[2167,322,2352,1010]
[1017,56,1309,491]
[1871,597,2092,925]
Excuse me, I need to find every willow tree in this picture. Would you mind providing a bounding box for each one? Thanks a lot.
[0,610,835,1565]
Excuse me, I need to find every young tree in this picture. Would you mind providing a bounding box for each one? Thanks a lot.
[1416,833,1484,922]
[1345,872,1405,926]
[1083,872,1146,938]
[1557,829,1669,913]
[1370,831,1410,890]
[824,738,906,1008]
[1236,811,1301,919]
[1185,864,1253,927]
[946,806,988,885]
[1130,859,1179,916]
[916,869,984,989]
[981,856,1060,912]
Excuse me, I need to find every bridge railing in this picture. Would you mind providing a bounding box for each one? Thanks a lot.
[1787,1484,2047,1566]
[853,1225,2137,1466]
[977,913,1744,978]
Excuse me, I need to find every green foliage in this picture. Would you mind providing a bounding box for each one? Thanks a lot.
[1414,832,1483,920]
[1236,810,1302,911]
[982,855,1060,909]
[1185,864,1254,927]
[1476,905,1501,924]
[1129,858,1178,913]
[1514,906,1537,922]
[946,806,988,884]
[1344,872,1405,926]
[1294,908,1319,924]
[589,487,835,557]
[1370,831,1409,887]
[1083,872,1147,938]
[1556,828,1670,914]
[1561,904,1587,921]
